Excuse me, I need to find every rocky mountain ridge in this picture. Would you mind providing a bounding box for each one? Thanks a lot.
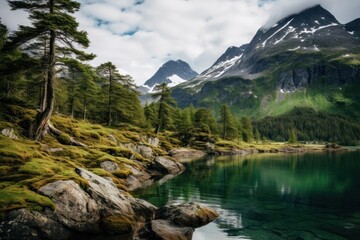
[172,5,360,118]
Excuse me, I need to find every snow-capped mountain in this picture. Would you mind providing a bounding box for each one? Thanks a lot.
[179,4,358,90]
[222,4,359,78]
[172,4,360,116]
[143,60,198,88]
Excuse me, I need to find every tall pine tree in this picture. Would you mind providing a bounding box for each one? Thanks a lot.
[6,0,94,140]
[152,83,176,134]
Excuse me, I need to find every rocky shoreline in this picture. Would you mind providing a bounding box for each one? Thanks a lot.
[0,125,352,240]
[0,162,218,240]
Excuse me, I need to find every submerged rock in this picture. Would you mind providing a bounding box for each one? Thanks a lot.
[155,202,219,228]
[139,219,194,240]
[39,180,100,233]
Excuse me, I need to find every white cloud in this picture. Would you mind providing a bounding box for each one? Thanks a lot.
[1,0,359,85]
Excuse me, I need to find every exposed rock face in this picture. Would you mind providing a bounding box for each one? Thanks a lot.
[155,202,219,228]
[0,209,72,240]
[75,168,134,216]
[277,64,360,92]
[1,127,19,140]
[0,168,218,240]
[139,219,194,240]
[152,157,185,175]
[39,180,100,233]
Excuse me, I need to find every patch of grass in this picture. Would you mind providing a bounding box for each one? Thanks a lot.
[18,158,62,175]
[0,136,33,164]
[0,185,55,213]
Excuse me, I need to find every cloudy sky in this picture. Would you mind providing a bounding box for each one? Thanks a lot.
[1,0,359,85]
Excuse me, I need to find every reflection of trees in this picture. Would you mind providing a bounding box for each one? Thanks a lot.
[135,151,360,237]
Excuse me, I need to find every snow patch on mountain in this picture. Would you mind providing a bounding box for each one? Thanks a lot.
[262,18,294,47]
[168,75,187,87]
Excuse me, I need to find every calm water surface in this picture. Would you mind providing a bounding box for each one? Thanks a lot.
[134,151,360,240]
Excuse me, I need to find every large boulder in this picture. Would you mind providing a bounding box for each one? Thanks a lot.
[155,202,219,228]
[75,168,137,236]
[139,219,194,240]
[152,157,185,175]
[0,209,72,240]
[39,180,100,233]
[75,167,134,216]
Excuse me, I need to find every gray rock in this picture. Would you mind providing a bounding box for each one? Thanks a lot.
[39,180,100,233]
[139,219,193,240]
[156,202,219,228]
[126,175,143,191]
[124,143,153,159]
[0,208,72,240]
[75,168,139,236]
[75,167,134,216]
[1,127,19,140]
[134,145,153,159]
[168,148,206,160]
[153,157,185,175]
[100,160,119,172]
[125,164,151,182]
[147,137,159,147]
[130,198,157,222]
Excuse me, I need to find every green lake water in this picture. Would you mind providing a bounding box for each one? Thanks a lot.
[134,151,360,240]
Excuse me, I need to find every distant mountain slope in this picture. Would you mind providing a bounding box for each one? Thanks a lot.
[144,60,198,88]
[172,5,360,119]
[345,18,360,38]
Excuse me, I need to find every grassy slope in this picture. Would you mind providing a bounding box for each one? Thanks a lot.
[0,103,179,216]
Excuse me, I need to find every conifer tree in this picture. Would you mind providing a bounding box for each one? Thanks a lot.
[152,83,176,134]
[288,128,297,144]
[241,116,254,142]
[97,62,118,126]
[255,129,261,143]
[194,108,218,134]
[6,0,94,140]
[220,104,237,139]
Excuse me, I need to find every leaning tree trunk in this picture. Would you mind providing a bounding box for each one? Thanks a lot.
[107,68,113,126]
[154,99,164,134]
[29,25,56,140]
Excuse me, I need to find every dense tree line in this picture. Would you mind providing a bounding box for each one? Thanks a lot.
[6,1,355,147]
[0,5,256,146]
[253,107,360,145]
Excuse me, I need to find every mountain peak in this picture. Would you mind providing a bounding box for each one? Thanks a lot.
[144,59,198,87]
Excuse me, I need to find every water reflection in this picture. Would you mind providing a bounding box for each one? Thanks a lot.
[135,151,360,239]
